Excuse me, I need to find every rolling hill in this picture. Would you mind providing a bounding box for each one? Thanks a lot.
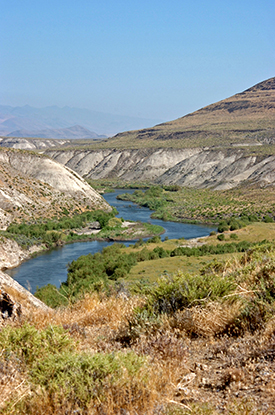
[105,77,275,149]
[45,78,275,189]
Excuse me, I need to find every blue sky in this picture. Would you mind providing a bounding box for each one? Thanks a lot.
[1,0,274,121]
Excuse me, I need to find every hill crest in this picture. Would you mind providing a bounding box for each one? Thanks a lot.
[106,77,275,149]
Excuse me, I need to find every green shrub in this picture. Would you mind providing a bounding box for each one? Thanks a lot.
[144,186,163,197]
[217,234,225,241]
[229,220,240,231]
[230,233,238,240]
[152,246,169,258]
[108,217,122,227]
[218,221,229,233]
[5,209,116,247]
[264,215,274,223]
[35,284,68,308]
[147,235,161,244]
[143,272,235,315]
[133,238,145,248]
[30,350,148,407]
[0,324,75,365]
[1,324,150,413]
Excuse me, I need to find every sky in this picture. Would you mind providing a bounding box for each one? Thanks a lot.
[1,0,274,122]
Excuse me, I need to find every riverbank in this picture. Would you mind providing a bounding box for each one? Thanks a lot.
[0,237,46,271]
[0,219,164,273]
[96,182,275,225]
[2,190,216,293]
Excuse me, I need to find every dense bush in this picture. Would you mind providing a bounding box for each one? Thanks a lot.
[30,350,148,410]
[264,215,274,223]
[0,324,74,365]
[35,284,69,308]
[217,221,229,232]
[170,241,252,257]
[218,214,261,234]
[118,186,167,211]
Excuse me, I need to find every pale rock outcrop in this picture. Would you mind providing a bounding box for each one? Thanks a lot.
[0,149,111,218]
[0,237,44,270]
[47,148,275,189]
[0,149,111,213]
[0,270,51,314]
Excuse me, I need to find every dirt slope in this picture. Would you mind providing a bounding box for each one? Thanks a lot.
[0,148,111,229]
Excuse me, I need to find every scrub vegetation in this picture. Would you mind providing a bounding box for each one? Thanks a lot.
[0,209,164,249]
[0,210,116,248]
[1,241,275,414]
[35,238,261,308]
[116,184,275,226]
[2,77,275,413]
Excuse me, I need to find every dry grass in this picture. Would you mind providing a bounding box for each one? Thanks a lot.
[2,243,275,414]
[0,353,30,411]
[27,293,141,328]
[170,300,242,337]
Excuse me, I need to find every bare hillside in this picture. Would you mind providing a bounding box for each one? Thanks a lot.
[0,148,111,230]
[106,77,275,148]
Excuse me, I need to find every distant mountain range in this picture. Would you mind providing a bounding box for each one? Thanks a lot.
[0,105,162,138]
[6,125,106,140]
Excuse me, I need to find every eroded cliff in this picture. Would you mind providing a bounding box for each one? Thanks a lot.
[0,148,111,229]
[47,147,275,189]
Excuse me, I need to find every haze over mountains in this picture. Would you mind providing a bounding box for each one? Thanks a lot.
[7,125,106,140]
[1,77,275,190]
[0,105,162,138]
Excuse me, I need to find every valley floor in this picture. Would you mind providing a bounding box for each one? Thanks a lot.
[1,224,275,414]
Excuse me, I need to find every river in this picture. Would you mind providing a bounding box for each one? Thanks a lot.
[7,190,216,293]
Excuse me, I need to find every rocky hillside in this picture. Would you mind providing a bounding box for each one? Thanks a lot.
[106,77,275,148]
[43,78,275,189]
[0,148,110,230]
[46,147,275,189]
[0,136,97,150]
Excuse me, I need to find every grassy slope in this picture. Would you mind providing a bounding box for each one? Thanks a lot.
[45,77,275,153]
[126,222,275,283]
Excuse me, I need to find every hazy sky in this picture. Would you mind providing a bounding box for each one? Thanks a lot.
[1,0,274,122]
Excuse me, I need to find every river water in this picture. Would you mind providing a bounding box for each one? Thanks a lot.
[7,190,216,293]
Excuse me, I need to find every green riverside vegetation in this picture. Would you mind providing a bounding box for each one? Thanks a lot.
[0,209,116,248]
[0,208,164,249]
[116,184,275,226]
[35,238,265,308]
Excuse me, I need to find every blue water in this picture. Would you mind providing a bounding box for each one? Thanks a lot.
[7,190,216,293]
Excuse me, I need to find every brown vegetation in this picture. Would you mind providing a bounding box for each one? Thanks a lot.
[1,241,275,414]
